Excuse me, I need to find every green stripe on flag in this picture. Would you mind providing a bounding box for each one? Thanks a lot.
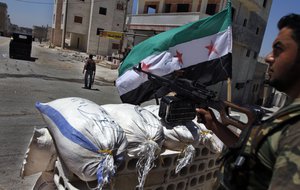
[119,4,231,76]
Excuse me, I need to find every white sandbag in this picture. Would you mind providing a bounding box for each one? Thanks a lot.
[144,105,223,153]
[101,104,164,190]
[162,121,201,151]
[143,105,200,150]
[143,105,199,173]
[21,128,57,178]
[35,97,128,189]
[193,121,224,153]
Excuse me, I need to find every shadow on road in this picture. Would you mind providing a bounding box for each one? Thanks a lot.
[10,56,38,62]
[81,87,100,91]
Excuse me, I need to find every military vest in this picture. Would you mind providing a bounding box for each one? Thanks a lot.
[218,103,300,190]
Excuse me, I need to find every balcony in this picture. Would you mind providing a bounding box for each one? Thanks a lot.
[128,12,210,31]
[239,0,260,12]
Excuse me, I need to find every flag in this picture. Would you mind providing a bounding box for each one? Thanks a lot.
[116,2,232,105]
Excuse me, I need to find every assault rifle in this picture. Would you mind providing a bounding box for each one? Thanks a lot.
[133,63,254,130]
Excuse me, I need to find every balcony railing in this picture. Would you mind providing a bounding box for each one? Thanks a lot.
[128,12,210,31]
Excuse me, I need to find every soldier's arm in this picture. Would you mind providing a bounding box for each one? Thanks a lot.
[83,62,87,73]
[268,121,300,190]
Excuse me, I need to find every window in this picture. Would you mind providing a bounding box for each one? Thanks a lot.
[206,4,216,15]
[147,5,157,14]
[246,49,251,57]
[263,0,267,8]
[61,14,64,22]
[231,8,236,21]
[243,19,247,27]
[112,43,120,50]
[256,27,260,35]
[96,28,104,35]
[253,52,258,59]
[74,16,83,24]
[116,2,124,10]
[177,4,189,12]
[53,14,55,24]
[165,4,171,13]
[99,7,107,15]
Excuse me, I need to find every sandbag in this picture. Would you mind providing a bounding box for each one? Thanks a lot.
[143,105,199,173]
[101,104,164,190]
[21,127,57,178]
[35,97,128,189]
[144,105,223,153]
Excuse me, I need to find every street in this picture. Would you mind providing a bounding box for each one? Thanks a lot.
[0,36,122,190]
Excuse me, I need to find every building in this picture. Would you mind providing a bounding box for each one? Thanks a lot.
[0,2,9,36]
[126,0,272,105]
[250,58,269,105]
[32,26,48,43]
[51,0,133,55]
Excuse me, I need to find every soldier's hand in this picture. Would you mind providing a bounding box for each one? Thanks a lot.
[196,108,223,131]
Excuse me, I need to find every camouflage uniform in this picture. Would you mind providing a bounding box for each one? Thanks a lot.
[220,98,300,190]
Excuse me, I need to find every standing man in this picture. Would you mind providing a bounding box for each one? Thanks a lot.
[83,54,96,89]
[197,13,300,189]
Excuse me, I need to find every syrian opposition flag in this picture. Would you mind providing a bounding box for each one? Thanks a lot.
[116,2,232,105]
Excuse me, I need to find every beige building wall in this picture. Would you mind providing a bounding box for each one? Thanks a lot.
[231,0,272,104]
[0,2,8,36]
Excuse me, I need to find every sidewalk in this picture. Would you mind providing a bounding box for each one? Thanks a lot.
[94,60,119,85]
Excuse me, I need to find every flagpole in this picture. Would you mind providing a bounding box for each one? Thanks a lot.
[227,78,232,102]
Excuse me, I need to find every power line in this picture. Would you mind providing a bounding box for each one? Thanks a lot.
[15,0,53,5]
[15,0,128,5]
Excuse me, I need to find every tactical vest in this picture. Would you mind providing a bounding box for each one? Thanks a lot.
[218,104,300,190]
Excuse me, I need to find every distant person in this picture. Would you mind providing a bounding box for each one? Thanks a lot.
[83,54,96,89]
[196,13,300,190]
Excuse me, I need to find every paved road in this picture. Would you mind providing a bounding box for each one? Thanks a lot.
[0,37,123,190]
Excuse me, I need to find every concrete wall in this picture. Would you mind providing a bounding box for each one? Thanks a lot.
[54,144,221,190]
[70,33,87,51]
[66,0,90,35]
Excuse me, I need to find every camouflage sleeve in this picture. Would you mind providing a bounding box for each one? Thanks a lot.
[268,120,300,190]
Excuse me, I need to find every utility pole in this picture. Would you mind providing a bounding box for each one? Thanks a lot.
[61,0,68,49]
[120,0,130,53]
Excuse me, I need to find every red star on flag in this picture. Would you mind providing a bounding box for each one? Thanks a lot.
[205,40,219,56]
[141,62,151,71]
[175,50,183,65]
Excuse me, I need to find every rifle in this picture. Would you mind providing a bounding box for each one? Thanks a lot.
[133,63,254,130]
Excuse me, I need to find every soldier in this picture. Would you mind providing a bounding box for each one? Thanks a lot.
[196,13,300,189]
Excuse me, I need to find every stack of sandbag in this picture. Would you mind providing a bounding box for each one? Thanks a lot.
[144,105,223,153]
[143,105,200,173]
[101,104,164,190]
[35,97,128,189]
